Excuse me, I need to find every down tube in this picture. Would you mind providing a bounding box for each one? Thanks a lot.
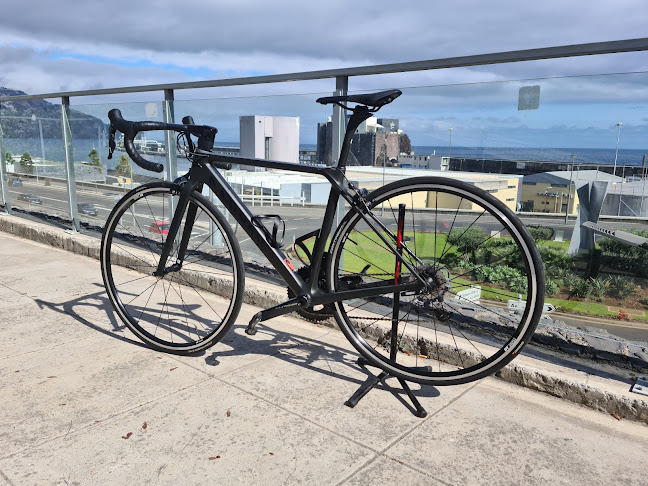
[203,163,307,294]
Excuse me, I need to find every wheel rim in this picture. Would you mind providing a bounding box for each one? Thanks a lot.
[102,185,240,351]
[330,179,543,385]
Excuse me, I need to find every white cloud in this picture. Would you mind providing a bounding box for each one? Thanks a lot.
[0,0,645,97]
[0,0,646,152]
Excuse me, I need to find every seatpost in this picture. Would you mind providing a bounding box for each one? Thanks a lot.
[336,107,372,169]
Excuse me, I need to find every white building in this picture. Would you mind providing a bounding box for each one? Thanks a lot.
[239,116,300,170]
[219,166,521,210]
[398,153,448,171]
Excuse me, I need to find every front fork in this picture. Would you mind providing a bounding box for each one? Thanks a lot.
[153,179,201,277]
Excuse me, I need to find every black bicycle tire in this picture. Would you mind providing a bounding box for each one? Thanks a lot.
[328,176,544,386]
[101,182,245,354]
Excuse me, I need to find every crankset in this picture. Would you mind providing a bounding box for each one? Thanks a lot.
[287,264,335,322]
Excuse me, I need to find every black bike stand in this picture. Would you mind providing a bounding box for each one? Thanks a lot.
[344,203,428,419]
[345,358,428,418]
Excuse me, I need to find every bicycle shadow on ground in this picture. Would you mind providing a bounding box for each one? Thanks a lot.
[204,321,442,414]
[31,284,441,414]
[33,282,151,351]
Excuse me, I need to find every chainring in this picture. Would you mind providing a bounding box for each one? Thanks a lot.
[287,265,335,322]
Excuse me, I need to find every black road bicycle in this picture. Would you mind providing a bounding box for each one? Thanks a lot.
[101,89,545,389]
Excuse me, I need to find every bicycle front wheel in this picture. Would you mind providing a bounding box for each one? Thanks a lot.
[328,177,544,386]
[101,182,244,354]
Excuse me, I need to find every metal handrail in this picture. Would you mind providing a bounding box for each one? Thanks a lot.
[1,38,647,101]
[1,37,647,230]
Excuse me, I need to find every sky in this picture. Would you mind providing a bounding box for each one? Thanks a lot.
[0,0,647,151]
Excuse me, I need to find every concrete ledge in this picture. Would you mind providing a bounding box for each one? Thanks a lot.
[1,212,647,423]
[497,362,648,423]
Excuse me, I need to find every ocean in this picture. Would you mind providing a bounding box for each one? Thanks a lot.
[3,138,647,177]
[411,146,647,167]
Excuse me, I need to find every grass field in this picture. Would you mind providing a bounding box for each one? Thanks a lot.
[334,230,530,302]
[296,230,647,321]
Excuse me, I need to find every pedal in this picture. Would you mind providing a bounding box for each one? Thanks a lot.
[252,215,285,248]
[245,312,262,335]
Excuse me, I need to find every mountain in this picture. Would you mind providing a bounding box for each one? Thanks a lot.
[0,87,106,139]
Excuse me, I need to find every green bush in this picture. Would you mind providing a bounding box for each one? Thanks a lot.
[546,267,572,287]
[497,266,523,283]
[446,227,487,260]
[527,225,554,241]
[606,275,639,300]
[439,251,461,269]
[587,277,608,302]
[472,264,524,286]
[478,239,523,269]
[568,276,590,299]
[563,272,581,288]
[538,246,572,269]
[471,264,489,281]
[545,279,559,297]
[599,231,648,278]
[508,275,528,294]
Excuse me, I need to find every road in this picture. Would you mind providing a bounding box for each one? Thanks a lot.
[9,178,648,246]
[551,311,648,344]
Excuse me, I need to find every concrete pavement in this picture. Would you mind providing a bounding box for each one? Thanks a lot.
[1,224,648,485]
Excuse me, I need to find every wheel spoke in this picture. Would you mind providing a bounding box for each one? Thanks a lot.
[331,179,542,386]
[102,184,242,353]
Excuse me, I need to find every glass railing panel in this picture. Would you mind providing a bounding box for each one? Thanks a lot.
[0,99,69,220]
[68,100,167,230]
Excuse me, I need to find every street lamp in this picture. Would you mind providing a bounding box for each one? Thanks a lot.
[613,122,623,176]
[31,114,46,183]
[448,128,454,158]
[565,153,576,223]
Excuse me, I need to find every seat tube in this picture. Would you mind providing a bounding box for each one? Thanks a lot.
[332,76,348,232]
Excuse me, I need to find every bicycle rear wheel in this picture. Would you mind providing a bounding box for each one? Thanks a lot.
[101,182,244,354]
[328,177,544,386]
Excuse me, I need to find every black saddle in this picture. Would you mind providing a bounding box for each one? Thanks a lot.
[316,89,402,108]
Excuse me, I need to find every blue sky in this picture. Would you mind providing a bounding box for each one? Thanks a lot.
[0,1,646,150]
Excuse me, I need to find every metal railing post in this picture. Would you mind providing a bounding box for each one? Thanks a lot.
[163,89,178,223]
[332,76,348,231]
[61,96,80,231]
[163,89,178,182]
[0,102,12,214]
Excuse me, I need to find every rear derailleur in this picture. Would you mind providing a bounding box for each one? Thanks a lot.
[411,265,453,321]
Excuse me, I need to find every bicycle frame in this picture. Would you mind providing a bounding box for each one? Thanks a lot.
[158,107,424,323]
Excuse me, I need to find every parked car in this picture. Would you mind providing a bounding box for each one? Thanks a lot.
[17,193,42,204]
[10,178,23,187]
[77,202,98,216]
[149,220,170,235]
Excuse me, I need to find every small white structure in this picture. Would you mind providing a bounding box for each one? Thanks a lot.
[240,116,300,170]
[398,153,448,170]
